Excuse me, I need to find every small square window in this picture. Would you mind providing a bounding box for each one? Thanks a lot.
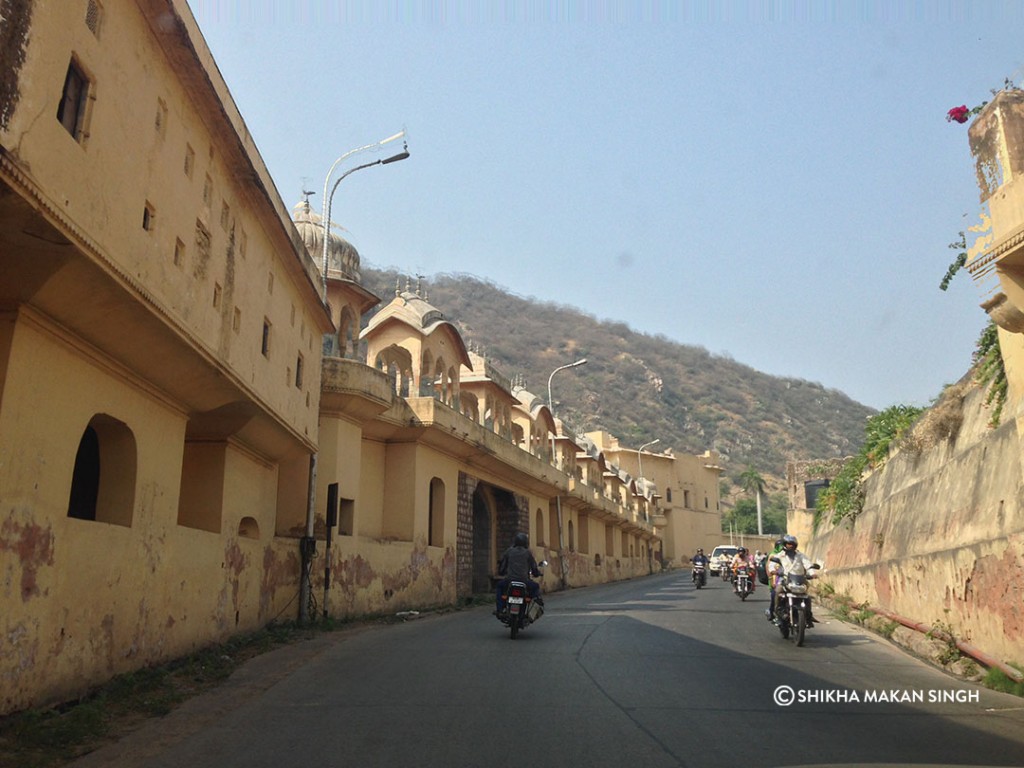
[238,228,247,258]
[184,144,195,178]
[233,307,241,332]
[267,272,274,294]
[213,283,222,308]
[142,202,155,231]
[296,354,304,389]
[85,0,103,37]
[261,319,271,357]
[202,175,213,206]
[220,201,230,230]
[174,238,185,266]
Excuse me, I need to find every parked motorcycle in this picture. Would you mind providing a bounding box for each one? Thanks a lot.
[496,561,547,639]
[691,562,707,589]
[734,565,754,600]
[771,559,821,646]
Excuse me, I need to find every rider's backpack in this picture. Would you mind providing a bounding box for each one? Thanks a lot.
[756,559,769,585]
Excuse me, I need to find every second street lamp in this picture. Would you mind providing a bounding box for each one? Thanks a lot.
[637,438,660,480]
[546,358,586,590]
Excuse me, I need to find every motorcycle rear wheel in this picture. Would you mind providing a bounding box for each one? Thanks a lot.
[510,616,519,639]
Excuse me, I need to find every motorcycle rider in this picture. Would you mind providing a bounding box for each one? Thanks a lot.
[768,535,818,624]
[730,546,754,593]
[691,548,710,586]
[495,532,543,614]
[765,537,785,621]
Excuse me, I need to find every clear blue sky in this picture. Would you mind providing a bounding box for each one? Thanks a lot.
[186,0,1024,411]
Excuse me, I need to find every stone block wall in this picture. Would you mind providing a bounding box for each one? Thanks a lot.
[805,381,1024,667]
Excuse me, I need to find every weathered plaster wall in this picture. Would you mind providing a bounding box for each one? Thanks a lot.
[806,383,1024,666]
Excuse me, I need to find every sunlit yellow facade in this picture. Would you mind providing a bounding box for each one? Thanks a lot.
[0,0,719,714]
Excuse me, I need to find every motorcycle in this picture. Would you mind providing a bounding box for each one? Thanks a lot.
[691,562,707,589]
[734,564,754,600]
[720,559,732,581]
[771,559,821,646]
[496,561,547,639]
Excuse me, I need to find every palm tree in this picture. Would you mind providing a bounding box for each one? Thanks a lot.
[738,466,766,536]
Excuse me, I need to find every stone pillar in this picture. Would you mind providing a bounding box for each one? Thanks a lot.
[456,472,479,599]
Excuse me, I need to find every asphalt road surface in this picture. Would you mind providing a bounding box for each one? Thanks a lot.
[71,571,1024,768]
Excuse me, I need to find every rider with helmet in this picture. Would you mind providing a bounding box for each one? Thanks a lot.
[768,535,818,622]
[730,546,753,593]
[495,532,543,613]
[765,537,786,620]
[691,547,710,586]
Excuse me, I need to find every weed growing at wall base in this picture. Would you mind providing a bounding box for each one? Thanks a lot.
[984,664,1024,697]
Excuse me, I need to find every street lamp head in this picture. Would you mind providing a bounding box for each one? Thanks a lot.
[573,358,587,367]
[382,150,409,165]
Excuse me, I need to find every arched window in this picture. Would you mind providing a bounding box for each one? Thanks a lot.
[67,415,137,527]
[238,516,260,539]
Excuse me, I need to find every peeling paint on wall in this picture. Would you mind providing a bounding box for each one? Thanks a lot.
[0,513,55,602]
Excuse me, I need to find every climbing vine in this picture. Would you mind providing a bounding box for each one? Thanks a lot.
[814,405,924,529]
[973,320,1007,428]
[939,231,967,292]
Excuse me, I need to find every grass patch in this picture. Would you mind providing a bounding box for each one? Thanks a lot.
[0,621,322,768]
[983,664,1024,697]
[877,620,899,639]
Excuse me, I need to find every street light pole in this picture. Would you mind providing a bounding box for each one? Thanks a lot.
[546,358,587,421]
[300,131,409,626]
[319,130,408,291]
[637,438,660,481]
[546,358,587,590]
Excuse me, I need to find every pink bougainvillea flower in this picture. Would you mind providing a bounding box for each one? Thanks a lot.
[946,105,970,124]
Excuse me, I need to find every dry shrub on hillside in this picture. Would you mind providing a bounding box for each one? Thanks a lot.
[900,379,971,454]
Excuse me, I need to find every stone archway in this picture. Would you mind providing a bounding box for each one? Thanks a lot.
[457,474,531,599]
[471,485,492,594]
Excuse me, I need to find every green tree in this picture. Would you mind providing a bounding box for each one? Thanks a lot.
[722,495,787,536]
[738,465,766,535]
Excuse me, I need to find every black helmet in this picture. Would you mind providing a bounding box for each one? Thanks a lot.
[738,547,747,555]
[783,535,798,549]
[775,538,785,548]
[696,548,703,554]
[513,532,529,548]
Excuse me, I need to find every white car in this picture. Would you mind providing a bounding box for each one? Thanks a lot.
[709,545,740,575]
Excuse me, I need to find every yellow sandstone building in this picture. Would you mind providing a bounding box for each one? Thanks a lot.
[0,0,721,714]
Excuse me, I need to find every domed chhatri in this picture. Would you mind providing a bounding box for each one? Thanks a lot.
[292,198,361,283]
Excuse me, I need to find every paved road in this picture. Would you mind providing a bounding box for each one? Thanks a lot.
[72,571,1024,768]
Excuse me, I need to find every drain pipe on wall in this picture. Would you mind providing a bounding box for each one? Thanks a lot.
[868,606,1023,683]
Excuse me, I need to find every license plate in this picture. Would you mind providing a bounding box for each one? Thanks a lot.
[508,596,524,604]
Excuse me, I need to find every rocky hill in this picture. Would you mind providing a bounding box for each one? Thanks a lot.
[362,268,875,492]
